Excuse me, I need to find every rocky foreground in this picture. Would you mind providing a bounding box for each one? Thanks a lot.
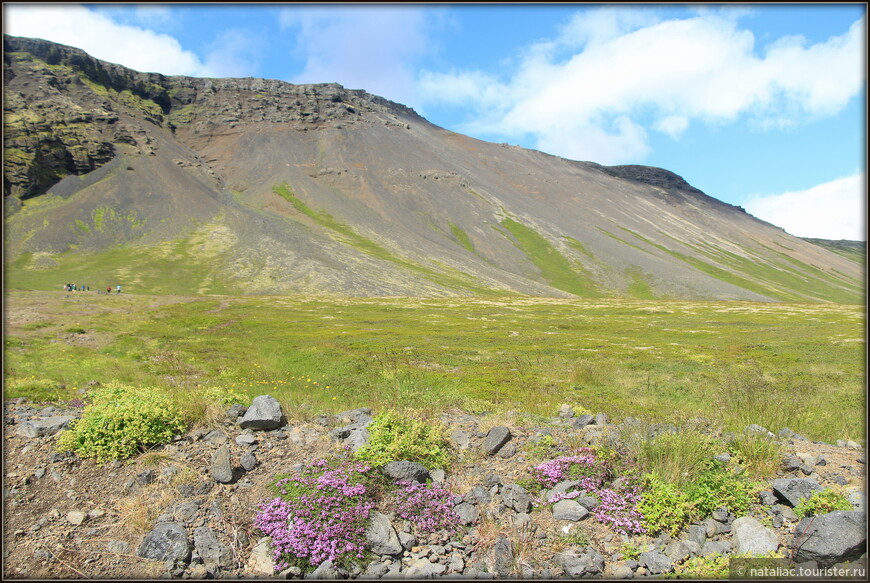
[3,396,867,579]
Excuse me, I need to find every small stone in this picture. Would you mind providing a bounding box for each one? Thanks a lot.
[67,511,87,525]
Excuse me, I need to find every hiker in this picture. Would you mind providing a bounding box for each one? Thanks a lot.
[107,286,111,294]
[116,285,121,294]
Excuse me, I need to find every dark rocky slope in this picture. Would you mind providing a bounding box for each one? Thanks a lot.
[3,35,864,301]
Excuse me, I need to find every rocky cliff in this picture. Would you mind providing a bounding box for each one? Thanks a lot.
[3,35,864,302]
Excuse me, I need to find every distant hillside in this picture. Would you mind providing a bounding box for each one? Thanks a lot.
[802,238,866,265]
[3,35,864,302]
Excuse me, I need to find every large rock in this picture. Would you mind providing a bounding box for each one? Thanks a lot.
[137,522,191,563]
[237,395,283,430]
[365,511,402,556]
[772,478,823,507]
[791,511,866,567]
[552,499,589,522]
[483,426,512,456]
[405,557,447,578]
[732,516,779,556]
[246,537,274,575]
[453,502,479,526]
[501,484,532,513]
[382,461,429,484]
[490,534,514,577]
[17,416,74,438]
[558,548,605,577]
[193,526,233,570]
[210,445,234,483]
[638,550,673,575]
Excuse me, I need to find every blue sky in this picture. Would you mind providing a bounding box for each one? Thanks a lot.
[4,3,867,240]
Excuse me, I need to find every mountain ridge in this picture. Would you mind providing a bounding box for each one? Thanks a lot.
[3,35,864,302]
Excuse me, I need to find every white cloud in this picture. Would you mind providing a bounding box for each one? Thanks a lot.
[743,173,867,241]
[419,9,866,165]
[278,6,441,107]
[203,29,263,78]
[4,4,208,76]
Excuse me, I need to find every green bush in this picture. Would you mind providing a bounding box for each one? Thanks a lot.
[353,409,453,469]
[665,554,730,579]
[638,475,698,536]
[639,461,759,536]
[56,383,186,462]
[794,489,852,518]
[684,461,759,517]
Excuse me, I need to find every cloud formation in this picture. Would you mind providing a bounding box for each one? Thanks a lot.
[419,8,866,165]
[4,4,208,76]
[744,173,866,241]
[278,6,442,107]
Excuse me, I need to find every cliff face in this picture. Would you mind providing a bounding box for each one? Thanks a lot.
[3,35,864,302]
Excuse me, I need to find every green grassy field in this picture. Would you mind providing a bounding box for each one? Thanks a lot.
[3,291,865,444]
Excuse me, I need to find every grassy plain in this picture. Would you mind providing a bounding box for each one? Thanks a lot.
[3,291,865,444]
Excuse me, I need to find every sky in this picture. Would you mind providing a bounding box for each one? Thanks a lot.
[4,2,867,241]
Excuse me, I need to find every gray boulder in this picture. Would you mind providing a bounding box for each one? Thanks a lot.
[238,395,283,430]
[453,502,479,526]
[732,516,779,555]
[772,478,823,507]
[382,461,429,484]
[138,522,191,563]
[210,445,234,483]
[365,511,403,556]
[558,548,605,577]
[501,484,532,513]
[240,450,257,472]
[405,557,447,578]
[306,559,339,579]
[193,526,233,570]
[791,510,866,567]
[639,550,673,575]
[572,414,595,430]
[552,499,589,522]
[17,416,74,438]
[483,426,512,455]
[490,534,514,577]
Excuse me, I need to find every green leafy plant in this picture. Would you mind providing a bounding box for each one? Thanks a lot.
[56,382,186,462]
[683,461,759,517]
[637,475,698,536]
[353,409,453,469]
[665,554,730,579]
[794,488,852,518]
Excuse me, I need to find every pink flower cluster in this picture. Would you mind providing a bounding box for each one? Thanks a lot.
[533,448,646,536]
[533,449,597,487]
[390,480,461,534]
[254,459,462,572]
[254,459,375,571]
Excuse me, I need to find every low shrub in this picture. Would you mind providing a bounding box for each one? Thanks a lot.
[255,457,460,573]
[794,488,852,518]
[639,461,759,535]
[353,409,453,469]
[531,447,645,535]
[637,475,697,536]
[55,383,186,462]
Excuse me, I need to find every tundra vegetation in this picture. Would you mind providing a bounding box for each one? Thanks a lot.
[3,290,865,576]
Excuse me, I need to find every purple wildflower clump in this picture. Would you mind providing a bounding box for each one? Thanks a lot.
[390,480,461,535]
[254,459,375,571]
[533,448,646,536]
[533,448,598,488]
[592,479,647,535]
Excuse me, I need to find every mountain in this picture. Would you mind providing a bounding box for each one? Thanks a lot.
[3,35,864,302]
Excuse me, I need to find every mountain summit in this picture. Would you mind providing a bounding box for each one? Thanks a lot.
[3,35,863,302]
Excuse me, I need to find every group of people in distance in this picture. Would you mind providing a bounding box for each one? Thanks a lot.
[63,283,122,294]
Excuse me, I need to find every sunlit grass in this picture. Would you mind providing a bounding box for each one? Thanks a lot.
[3,291,865,444]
